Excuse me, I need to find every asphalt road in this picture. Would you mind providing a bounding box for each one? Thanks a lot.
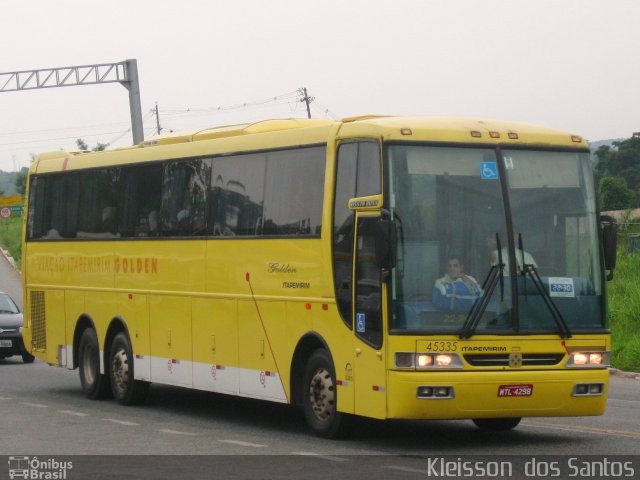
[1,252,639,479]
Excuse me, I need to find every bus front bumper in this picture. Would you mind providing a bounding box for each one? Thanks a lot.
[386,369,609,420]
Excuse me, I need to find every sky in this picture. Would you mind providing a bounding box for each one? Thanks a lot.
[1,0,639,172]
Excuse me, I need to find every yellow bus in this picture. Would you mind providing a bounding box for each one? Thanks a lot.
[22,116,617,437]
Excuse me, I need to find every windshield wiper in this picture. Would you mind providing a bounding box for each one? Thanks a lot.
[460,233,504,339]
[518,234,572,339]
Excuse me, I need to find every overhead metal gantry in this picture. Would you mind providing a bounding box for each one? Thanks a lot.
[0,59,144,144]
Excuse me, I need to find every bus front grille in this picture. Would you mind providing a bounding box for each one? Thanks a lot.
[464,353,564,367]
[30,291,46,351]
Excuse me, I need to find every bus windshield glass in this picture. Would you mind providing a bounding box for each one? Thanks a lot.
[387,145,605,335]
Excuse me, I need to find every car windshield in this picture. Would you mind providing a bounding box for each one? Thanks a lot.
[0,294,20,314]
[387,145,605,335]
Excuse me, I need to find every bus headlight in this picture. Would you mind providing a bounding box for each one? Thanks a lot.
[418,353,463,369]
[566,351,609,368]
[395,352,415,368]
[396,352,464,370]
[417,354,434,368]
[395,352,464,369]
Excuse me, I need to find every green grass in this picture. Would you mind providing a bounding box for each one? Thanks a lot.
[0,215,22,270]
[608,226,640,372]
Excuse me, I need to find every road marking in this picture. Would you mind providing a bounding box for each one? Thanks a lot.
[22,402,48,408]
[219,440,267,448]
[103,418,140,426]
[292,452,348,462]
[159,429,201,436]
[384,465,429,475]
[523,420,640,439]
[0,396,13,400]
[59,410,88,417]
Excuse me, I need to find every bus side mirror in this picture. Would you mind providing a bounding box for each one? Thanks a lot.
[375,217,397,270]
[600,215,617,281]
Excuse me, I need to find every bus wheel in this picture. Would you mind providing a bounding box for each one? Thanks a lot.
[22,353,35,364]
[472,418,522,431]
[78,328,111,399]
[109,332,149,405]
[303,349,346,438]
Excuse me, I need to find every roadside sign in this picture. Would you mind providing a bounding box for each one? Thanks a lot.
[0,194,22,206]
[0,207,11,220]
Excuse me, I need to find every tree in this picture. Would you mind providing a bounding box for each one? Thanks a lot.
[14,168,28,195]
[598,176,633,211]
[76,138,109,152]
[595,135,640,191]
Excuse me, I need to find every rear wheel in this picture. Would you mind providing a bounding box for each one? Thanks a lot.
[472,417,522,431]
[78,328,111,399]
[303,349,347,438]
[109,332,149,405]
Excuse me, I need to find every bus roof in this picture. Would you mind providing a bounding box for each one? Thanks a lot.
[31,115,588,174]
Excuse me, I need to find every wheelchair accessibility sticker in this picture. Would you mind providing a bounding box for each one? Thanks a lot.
[356,313,366,333]
[480,161,498,180]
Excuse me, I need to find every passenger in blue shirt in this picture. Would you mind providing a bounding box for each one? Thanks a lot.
[432,256,482,311]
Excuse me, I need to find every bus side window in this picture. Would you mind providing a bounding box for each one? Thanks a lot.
[120,166,162,238]
[210,154,265,237]
[161,159,210,237]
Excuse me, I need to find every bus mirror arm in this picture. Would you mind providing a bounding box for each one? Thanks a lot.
[374,215,397,272]
[600,215,617,281]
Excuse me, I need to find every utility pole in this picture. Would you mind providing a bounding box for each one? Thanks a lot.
[154,102,162,135]
[297,87,314,119]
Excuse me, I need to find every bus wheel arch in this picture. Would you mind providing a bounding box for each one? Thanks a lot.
[294,336,348,438]
[75,317,111,400]
[290,332,329,406]
[73,315,95,369]
[105,318,149,405]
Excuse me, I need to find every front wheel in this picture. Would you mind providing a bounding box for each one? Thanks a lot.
[109,332,149,405]
[78,328,111,399]
[302,349,348,438]
[22,353,35,364]
[472,417,522,431]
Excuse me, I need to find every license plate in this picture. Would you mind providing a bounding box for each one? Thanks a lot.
[0,339,12,348]
[498,384,533,397]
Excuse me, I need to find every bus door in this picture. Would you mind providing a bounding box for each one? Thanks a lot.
[352,214,386,419]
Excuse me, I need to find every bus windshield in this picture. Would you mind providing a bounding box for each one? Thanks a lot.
[387,145,605,335]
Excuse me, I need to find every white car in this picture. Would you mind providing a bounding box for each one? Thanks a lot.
[0,292,34,363]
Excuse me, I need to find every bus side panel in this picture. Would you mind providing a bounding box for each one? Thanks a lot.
[192,298,239,395]
[84,291,120,372]
[119,292,151,381]
[64,290,85,369]
[238,300,287,402]
[311,303,355,415]
[149,295,192,386]
[45,289,66,367]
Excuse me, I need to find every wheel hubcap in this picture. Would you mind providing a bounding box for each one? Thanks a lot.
[308,367,335,421]
[111,347,129,394]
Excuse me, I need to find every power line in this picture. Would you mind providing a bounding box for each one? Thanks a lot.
[160,90,299,115]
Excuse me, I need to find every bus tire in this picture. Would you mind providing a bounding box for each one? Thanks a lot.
[472,417,522,431]
[109,332,149,405]
[78,328,111,400]
[302,349,347,438]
